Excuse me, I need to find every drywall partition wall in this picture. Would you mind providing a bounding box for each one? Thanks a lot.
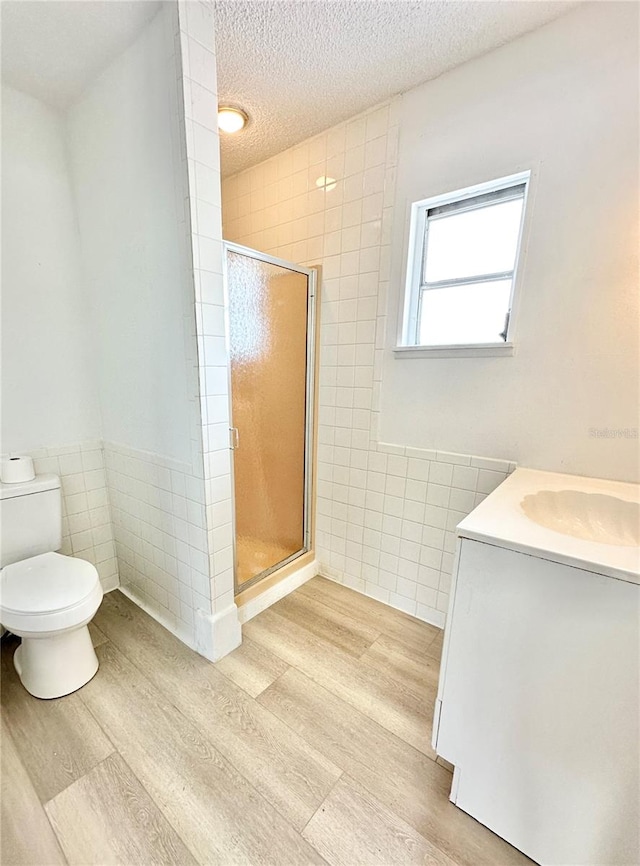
[0,85,117,590]
[67,6,195,466]
[1,85,101,453]
[383,1,640,483]
[177,0,241,659]
[68,2,215,646]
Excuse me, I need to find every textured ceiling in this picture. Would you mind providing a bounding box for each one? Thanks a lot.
[215,0,579,177]
[1,0,580,173]
[1,0,162,109]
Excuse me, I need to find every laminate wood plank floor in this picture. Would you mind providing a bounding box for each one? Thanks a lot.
[93,592,341,832]
[297,577,442,660]
[302,776,456,866]
[0,635,115,803]
[0,719,66,866]
[244,606,438,757]
[213,635,288,698]
[45,753,196,866]
[0,576,533,866]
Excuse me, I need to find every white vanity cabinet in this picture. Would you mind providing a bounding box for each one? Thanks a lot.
[433,480,640,866]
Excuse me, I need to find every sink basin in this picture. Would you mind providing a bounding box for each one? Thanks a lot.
[521,490,640,546]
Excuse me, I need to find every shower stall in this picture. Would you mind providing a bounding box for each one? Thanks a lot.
[224,244,317,594]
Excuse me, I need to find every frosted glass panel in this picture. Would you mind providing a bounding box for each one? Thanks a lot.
[424,198,524,283]
[419,280,511,346]
[227,250,309,590]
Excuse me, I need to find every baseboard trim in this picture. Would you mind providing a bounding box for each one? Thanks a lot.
[420,608,446,629]
[117,585,242,662]
[117,585,197,651]
[195,603,242,661]
[100,574,120,594]
[237,558,319,624]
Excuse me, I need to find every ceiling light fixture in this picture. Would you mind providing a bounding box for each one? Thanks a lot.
[218,106,248,133]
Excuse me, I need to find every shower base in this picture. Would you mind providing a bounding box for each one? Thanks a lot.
[235,535,302,591]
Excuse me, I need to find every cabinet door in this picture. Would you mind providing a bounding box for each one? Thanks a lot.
[436,539,639,866]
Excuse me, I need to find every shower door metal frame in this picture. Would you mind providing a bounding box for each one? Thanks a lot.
[222,241,317,595]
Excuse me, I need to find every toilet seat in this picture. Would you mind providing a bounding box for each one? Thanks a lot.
[0,552,102,633]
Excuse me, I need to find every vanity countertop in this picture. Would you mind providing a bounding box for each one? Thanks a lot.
[457,467,640,584]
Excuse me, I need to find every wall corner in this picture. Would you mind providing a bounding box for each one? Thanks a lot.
[195,602,241,661]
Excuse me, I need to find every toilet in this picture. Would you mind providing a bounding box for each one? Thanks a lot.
[0,474,103,699]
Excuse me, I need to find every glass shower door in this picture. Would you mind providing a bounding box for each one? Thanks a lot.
[225,244,315,592]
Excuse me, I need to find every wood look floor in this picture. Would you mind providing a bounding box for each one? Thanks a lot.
[0,577,532,866]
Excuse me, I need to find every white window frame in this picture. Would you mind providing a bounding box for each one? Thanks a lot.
[396,170,531,358]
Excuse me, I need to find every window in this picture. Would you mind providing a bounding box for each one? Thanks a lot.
[399,172,529,352]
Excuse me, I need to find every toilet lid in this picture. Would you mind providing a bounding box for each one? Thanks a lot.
[0,552,99,614]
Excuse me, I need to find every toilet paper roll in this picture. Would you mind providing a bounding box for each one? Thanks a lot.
[1,454,36,484]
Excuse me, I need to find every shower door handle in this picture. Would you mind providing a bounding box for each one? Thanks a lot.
[229,427,240,449]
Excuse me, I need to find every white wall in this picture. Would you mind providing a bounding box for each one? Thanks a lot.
[383,2,639,483]
[1,85,118,591]
[67,6,195,465]
[64,3,225,649]
[222,1,639,626]
[1,3,228,648]
[1,84,101,453]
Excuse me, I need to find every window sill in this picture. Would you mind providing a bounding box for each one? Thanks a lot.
[393,342,514,359]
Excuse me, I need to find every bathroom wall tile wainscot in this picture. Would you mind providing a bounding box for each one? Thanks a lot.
[104,440,209,647]
[174,0,241,658]
[222,105,515,627]
[317,447,515,626]
[31,442,118,592]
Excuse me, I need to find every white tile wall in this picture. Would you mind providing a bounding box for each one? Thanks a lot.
[316,445,514,625]
[171,0,240,658]
[177,0,237,625]
[222,100,516,628]
[30,441,118,592]
[104,440,209,643]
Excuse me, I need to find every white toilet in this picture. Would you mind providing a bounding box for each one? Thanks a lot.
[0,474,103,699]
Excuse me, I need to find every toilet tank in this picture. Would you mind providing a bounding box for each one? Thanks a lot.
[0,475,62,568]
